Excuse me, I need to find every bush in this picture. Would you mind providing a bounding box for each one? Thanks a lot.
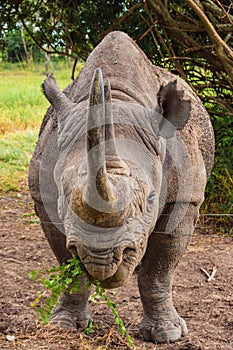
[202,113,233,234]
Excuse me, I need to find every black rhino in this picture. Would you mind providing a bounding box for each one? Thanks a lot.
[29,31,214,343]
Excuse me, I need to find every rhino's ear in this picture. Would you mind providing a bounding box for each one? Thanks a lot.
[42,74,80,150]
[157,80,191,138]
[42,73,75,120]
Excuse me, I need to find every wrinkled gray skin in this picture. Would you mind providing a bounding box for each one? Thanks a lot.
[29,31,214,343]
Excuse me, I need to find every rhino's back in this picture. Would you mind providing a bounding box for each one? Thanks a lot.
[65,31,160,106]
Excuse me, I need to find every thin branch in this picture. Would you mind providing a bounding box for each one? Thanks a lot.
[21,20,65,56]
[214,0,233,25]
[200,266,217,282]
[210,267,217,278]
[202,96,233,114]
[38,26,60,53]
[118,2,142,25]
[71,57,78,81]
[171,56,198,61]
[184,44,214,53]
[99,2,143,40]
[136,20,158,42]
[136,3,165,59]
[146,0,223,71]
[185,0,233,60]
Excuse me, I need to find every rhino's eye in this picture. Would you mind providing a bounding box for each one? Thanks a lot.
[148,190,156,204]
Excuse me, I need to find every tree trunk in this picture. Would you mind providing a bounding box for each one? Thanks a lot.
[20,24,29,66]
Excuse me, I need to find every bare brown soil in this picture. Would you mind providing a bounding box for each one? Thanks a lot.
[0,190,232,350]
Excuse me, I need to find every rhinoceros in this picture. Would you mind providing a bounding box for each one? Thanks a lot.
[29,31,214,343]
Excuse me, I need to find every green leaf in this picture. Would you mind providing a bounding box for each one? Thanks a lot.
[128,335,134,348]
[107,301,116,308]
[85,319,95,335]
[114,316,120,325]
[28,270,40,281]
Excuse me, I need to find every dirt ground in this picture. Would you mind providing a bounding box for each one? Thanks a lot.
[0,189,232,350]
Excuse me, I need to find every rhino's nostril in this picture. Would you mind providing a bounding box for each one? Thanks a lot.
[66,240,78,256]
[123,246,136,258]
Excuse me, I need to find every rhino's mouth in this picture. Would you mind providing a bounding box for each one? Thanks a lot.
[68,239,145,288]
[99,248,138,288]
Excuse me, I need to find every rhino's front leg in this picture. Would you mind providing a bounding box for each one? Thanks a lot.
[138,203,199,343]
[34,201,91,329]
[50,276,91,329]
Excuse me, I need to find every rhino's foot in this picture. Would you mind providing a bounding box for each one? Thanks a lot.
[50,310,89,330]
[49,291,91,330]
[139,311,188,344]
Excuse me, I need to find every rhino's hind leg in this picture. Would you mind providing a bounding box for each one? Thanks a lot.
[34,201,91,329]
[138,203,199,343]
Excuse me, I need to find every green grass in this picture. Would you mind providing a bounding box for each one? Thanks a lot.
[0,130,38,192]
[0,61,82,192]
[0,61,81,134]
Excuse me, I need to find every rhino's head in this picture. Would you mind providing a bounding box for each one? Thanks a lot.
[42,68,190,288]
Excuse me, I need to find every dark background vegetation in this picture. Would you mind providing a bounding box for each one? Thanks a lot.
[0,0,232,230]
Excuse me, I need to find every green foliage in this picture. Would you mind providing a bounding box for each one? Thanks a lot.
[3,29,24,63]
[0,1,130,60]
[202,115,233,233]
[1,1,232,118]
[29,257,133,347]
[29,257,84,324]
[3,28,41,63]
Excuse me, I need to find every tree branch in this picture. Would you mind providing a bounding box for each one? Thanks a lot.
[146,0,224,70]
[99,2,143,40]
[214,0,233,26]
[21,20,64,56]
[185,0,233,61]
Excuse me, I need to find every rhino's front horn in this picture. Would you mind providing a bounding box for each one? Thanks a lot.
[71,69,130,227]
[85,68,117,205]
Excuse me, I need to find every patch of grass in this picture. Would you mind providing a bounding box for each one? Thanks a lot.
[0,61,82,134]
[0,130,38,192]
[0,78,49,133]
[0,61,83,192]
